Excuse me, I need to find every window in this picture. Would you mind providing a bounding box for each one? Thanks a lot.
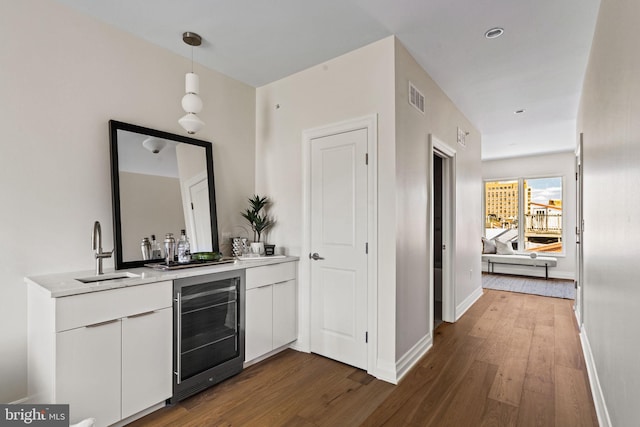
[484,177,563,253]
[484,180,519,249]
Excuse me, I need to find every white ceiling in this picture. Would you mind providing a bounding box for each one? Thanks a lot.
[55,0,601,160]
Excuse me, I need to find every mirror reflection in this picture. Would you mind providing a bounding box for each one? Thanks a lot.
[110,121,219,269]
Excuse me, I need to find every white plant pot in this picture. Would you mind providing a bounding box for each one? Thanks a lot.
[250,242,265,256]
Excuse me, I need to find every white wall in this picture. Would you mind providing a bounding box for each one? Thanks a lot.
[577,0,640,424]
[255,37,397,377]
[393,40,482,359]
[482,151,577,279]
[0,0,255,402]
[255,35,483,378]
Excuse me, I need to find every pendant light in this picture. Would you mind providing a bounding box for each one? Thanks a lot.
[142,137,167,154]
[179,32,205,134]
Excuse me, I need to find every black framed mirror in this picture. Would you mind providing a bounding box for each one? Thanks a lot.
[109,120,219,270]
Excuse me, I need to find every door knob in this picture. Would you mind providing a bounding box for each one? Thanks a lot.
[309,252,325,260]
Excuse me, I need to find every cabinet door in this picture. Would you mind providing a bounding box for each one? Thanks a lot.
[273,280,298,349]
[56,320,121,427]
[245,286,273,362]
[121,308,172,419]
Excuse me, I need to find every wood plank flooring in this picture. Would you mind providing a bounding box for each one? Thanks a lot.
[129,289,597,426]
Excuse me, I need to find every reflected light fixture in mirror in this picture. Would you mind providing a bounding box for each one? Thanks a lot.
[142,137,167,154]
[179,31,205,134]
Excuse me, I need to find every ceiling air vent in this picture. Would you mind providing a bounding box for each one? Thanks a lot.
[409,81,425,114]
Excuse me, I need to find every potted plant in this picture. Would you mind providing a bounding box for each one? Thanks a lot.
[241,195,275,255]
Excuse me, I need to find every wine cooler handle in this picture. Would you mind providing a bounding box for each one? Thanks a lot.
[174,292,182,384]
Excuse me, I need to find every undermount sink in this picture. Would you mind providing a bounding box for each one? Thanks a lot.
[76,272,140,284]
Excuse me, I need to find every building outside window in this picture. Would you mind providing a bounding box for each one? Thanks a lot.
[484,177,563,253]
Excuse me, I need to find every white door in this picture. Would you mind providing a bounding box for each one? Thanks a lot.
[310,128,368,369]
[187,177,212,252]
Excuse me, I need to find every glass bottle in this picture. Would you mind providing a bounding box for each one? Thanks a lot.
[150,234,162,260]
[177,229,191,263]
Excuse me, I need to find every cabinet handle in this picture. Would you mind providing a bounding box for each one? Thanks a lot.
[127,310,156,319]
[85,319,119,328]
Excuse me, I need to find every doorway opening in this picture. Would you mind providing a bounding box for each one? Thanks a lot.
[433,153,444,329]
[429,134,456,331]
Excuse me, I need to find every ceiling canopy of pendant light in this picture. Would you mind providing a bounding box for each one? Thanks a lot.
[179,31,205,134]
[142,137,167,154]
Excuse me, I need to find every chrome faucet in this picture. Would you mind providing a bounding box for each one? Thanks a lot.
[92,221,113,275]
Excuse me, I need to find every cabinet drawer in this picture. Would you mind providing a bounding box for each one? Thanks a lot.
[246,262,296,290]
[55,281,172,332]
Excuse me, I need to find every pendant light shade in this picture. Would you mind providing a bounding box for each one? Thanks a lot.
[185,72,200,93]
[182,92,203,114]
[179,113,205,134]
[181,73,203,113]
[142,137,167,154]
[179,32,205,134]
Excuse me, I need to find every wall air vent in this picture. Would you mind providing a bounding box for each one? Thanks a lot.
[409,81,425,114]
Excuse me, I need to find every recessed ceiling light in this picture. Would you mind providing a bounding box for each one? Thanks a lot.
[514,109,526,114]
[485,27,504,39]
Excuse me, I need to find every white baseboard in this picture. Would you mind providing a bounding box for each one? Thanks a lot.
[243,342,302,368]
[579,327,612,427]
[113,402,165,427]
[373,359,398,385]
[394,333,433,383]
[288,340,308,353]
[9,396,30,405]
[456,286,483,321]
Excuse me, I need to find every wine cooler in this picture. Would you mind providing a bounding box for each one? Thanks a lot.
[171,269,245,402]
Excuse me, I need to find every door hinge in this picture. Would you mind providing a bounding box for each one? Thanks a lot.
[366,331,368,343]
[576,172,578,180]
[365,242,368,254]
[191,202,194,210]
[365,153,368,165]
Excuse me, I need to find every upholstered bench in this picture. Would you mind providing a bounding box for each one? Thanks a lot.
[482,254,558,279]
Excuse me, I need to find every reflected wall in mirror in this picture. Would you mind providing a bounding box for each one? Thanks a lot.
[109,120,219,269]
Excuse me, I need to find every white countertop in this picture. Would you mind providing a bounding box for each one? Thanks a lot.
[26,256,299,298]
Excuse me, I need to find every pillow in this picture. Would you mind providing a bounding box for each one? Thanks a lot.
[495,239,515,255]
[481,237,497,254]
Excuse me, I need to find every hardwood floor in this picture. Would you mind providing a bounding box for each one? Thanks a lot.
[129,289,597,426]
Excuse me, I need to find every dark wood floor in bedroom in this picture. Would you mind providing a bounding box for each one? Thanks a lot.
[129,289,598,427]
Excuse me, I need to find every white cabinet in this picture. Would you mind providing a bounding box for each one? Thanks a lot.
[57,319,122,426]
[121,308,172,419]
[245,261,298,363]
[28,281,172,427]
[245,285,273,361]
[273,279,297,349]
